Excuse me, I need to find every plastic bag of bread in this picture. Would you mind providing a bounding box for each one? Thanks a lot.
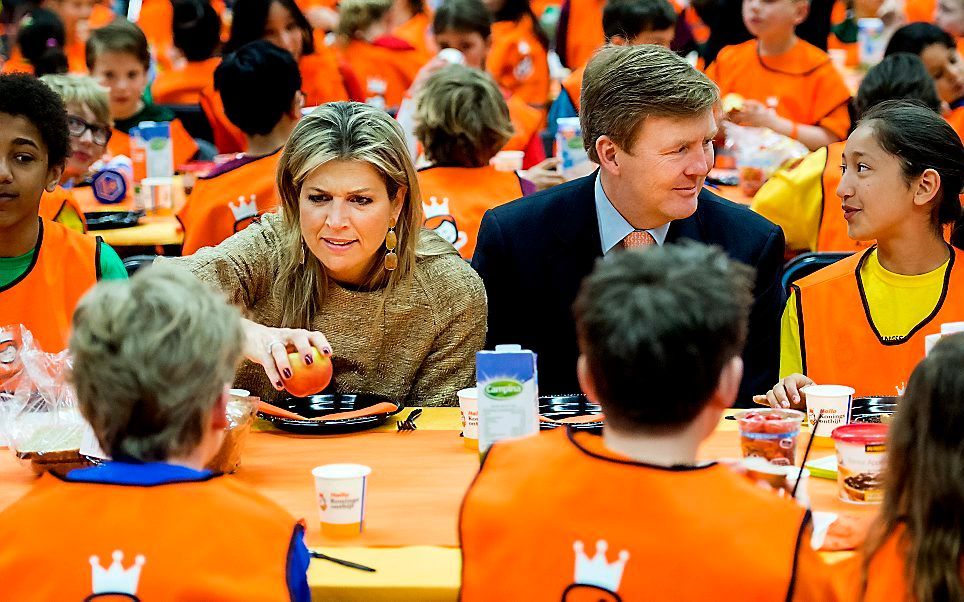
[205,390,258,474]
[0,325,95,475]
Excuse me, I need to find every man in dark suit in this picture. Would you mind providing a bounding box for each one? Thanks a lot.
[472,44,785,407]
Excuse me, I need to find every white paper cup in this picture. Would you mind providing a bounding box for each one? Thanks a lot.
[925,333,943,356]
[490,150,524,172]
[457,387,479,450]
[312,464,371,537]
[940,322,964,335]
[801,385,854,438]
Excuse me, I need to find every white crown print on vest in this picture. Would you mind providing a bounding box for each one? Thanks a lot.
[229,195,259,222]
[422,196,453,220]
[89,550,146,597]
[572,540,629,592]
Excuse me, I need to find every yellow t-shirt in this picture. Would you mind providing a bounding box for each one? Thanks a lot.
[751,147,826,253]
[55,204,86,233]
[780,249,949,377]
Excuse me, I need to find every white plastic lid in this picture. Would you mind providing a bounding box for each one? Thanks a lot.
[494,344,523,352]
[312,464,372,479]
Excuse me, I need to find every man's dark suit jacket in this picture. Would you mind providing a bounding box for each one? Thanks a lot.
[471,173,785,408]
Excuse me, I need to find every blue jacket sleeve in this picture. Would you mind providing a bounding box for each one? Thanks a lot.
[286,523,311,602]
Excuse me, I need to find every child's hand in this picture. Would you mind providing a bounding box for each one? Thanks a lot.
[728,99,775,129]
[523,158,566,190]
[753,373,814,410]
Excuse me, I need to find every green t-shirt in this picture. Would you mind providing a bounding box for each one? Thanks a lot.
[114,103,177,135]
[0,240,127,288]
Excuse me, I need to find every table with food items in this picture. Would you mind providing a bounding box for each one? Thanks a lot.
[0,390,882,601]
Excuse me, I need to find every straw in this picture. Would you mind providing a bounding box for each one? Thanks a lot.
[309,550,377,572]
[792,409,823,499]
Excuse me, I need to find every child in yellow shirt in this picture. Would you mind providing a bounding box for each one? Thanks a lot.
[761,100,964,404]
[751,53,941,253]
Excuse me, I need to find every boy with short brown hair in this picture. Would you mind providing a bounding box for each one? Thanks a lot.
[705,0,852,151]
[86,19,200,166]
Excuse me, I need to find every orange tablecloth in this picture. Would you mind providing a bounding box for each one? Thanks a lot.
[0,409,873,599]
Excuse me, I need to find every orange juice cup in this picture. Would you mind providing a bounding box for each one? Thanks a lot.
[311,464,371,537]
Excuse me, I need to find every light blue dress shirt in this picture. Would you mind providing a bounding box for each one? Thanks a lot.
[593,172,670,256]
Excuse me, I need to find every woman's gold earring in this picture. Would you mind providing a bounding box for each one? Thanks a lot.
[384,218,398,271]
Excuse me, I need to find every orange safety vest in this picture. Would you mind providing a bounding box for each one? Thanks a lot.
[487,15,550,108]
[946,106,964,143]
[300,43,353,106]
[705,39,853,139]
[200,47,352,154]
[461,427,809,601]
[562,0,605,70]
[826,33,858,68]
[88,2,115,27]
[335,38,426,111]
[0,472,301,600]
[150,57,221,105]
[817,142,873,253]
[831,525,964,601]
[905,0,936,22]
[178,150,282,254]
[416,164,524,259]
[561,64,584,112]
[39,186,88,232]
[0,218,99,352]
[107,118,199,171]
[503,94,545,155]
[136,0,226,72]
[392,11,432,56]
[795,246,964,397]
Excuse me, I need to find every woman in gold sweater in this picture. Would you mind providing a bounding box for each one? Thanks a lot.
[169,102,487,406]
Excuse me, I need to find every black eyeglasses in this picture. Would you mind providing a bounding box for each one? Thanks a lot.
[67,115,112,146]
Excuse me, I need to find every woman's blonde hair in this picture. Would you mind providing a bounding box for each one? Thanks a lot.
[69,265,243,462]
[40,73,112,127]
[337,0,392,39]
[415,64,513,167]
[276,101,430,328]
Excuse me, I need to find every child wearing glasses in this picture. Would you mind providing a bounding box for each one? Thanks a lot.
[0,73,126,354]
[37,74,113,233]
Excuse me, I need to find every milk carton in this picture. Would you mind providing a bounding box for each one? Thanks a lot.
[130,121,174,180]
[555,117,594,180]
[858,18,885,69]
[476,344,539,454]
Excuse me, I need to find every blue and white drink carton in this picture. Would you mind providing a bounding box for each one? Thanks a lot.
[857,18,885,69]
[476,344,539,454]
[130,121,174,179]
[555,117,594,180]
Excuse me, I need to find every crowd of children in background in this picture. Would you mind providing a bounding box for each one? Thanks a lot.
[4,0,964,256]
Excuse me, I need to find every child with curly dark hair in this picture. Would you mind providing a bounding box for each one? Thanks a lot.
[0,73,126,353]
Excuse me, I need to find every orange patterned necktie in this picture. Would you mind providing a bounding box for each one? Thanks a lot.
[622,230,656,249]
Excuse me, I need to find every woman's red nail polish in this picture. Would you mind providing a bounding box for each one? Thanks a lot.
[323,347,332,355]
[275,381,283,389]
[305,354,313,365]
[283,368,292,379]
